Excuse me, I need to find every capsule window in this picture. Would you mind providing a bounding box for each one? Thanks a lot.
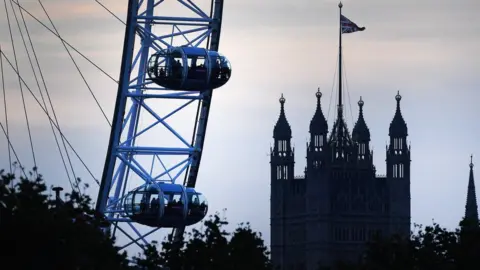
[172,194,182,204]
[124,196,133,214]
[187,55,207,80]
[183,190,207,226]
[208,54,231,89]
[169,52,183,80]
[189,193,200,205]
[198,194,207,208]
[148,53,169,79]
[133,192,144,214]
[148,47,231,91]
[148,54,158,73]
[163,191,184,208]
[148,194,160,213]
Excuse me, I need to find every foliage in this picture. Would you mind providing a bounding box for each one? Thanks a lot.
[0,168,130,269]
[133,212,272,270]
[358,220,480,270]
[4,166,480,270]
[0,167,272,270]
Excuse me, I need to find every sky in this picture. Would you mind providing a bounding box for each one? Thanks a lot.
[0,0,479,253]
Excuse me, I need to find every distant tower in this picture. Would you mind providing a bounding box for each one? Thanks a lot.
[271,94,294,179]
[386,91,411,235]
[307,88,329,173]
[270,94,294,269]
[352,97,372,164]
[464,155,479,223]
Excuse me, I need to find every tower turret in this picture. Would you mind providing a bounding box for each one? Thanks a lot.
[270,94,294,269]
[387,91,410,179]
[273,94,292,144]
[389,91,408,139]
[309,88,329,140]
[386,91,411,236]
[307,88,329,172]
[465,155,479,223]
[352,96,371,161]
[271,94,294,180]
[310,88,328,143]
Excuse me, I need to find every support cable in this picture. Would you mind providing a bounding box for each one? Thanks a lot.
[0,122,26,178]
[3,0,38,173]
[10,0,118,84]
[94,0,126,25]
[342,53,355,126]
[327,55,339,123]
[0,51,100,185]
[8,0,76,189]
[16,0,78,185]
[38,0,112,126]
[92,0,159,52]
[0,46,12,174]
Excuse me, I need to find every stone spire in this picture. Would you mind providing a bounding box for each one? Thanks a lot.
[465,155,479,223]
[389,91,408,137]
[352,96,370,142]
[309,88,328,134]
[273,94,292,139]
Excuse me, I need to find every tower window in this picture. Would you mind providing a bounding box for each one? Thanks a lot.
[276,165,289,180]
[358,143,366,156]
[399,163,404,178]
[277,140,288,152]
[393,137,404,151]
[313,135,324,151]
[314,135,324,147]
[393,164,398,178]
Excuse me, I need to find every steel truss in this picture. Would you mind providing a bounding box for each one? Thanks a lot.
[96,0,224,250]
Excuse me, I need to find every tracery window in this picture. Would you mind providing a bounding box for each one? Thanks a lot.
[314,134,324,150]
[278,139,287,152]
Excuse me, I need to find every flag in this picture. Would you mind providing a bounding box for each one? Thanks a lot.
[341,14,365,34]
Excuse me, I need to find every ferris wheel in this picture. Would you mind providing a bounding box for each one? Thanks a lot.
[0,0,230,251]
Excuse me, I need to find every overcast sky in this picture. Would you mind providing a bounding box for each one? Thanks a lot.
[0,0,479,251]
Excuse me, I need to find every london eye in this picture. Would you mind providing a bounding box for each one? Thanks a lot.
[0,0,230,252]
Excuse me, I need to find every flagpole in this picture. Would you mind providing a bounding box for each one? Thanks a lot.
[338,2,343,119]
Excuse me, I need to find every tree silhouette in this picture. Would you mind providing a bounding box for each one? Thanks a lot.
[360,220,480,269]
[134,212,272,270]
[133,241,164,270]
[0,169,130,269]
[1,169,273,270]
[228,222,272,270]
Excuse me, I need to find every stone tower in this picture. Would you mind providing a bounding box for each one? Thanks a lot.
[386,91,411,236]
[269,4,411,268]
[270,94,295,268]
[269,90,411,269]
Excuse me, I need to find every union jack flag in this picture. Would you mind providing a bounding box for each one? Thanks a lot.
[341,14,365,34]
